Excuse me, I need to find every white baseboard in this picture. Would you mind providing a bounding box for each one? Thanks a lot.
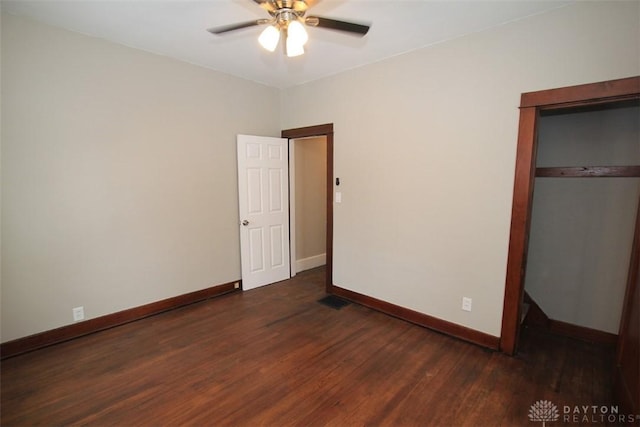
[296,253,326,273]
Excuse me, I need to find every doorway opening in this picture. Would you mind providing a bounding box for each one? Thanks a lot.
[289,135,328,277]
[282,124,334,293]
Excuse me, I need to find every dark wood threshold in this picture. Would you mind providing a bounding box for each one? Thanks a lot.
[523,292,617,346]
[524,318,618,347]
[536,165,640,178]
[547,319,618,346]
[331,285,500,350]
[0,280,241,359]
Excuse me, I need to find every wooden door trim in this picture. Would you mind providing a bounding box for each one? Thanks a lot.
[282,124,334,293]
[614,195,640,415]
[500,106,539,355]
[500,76,640,355]
[618,196,640,363]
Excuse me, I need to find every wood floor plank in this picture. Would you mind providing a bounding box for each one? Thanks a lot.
[1,267,619,426]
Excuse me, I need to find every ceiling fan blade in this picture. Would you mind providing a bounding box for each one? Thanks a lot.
[207,19,269,35]
[305,16,370,36]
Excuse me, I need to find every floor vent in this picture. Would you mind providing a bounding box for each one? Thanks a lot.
[318,295,351,310]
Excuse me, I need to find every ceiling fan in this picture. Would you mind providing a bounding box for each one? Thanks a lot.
[207,0,370,57]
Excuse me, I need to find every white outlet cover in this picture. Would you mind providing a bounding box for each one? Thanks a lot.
[462,297,472,312]
[72,306,85,321]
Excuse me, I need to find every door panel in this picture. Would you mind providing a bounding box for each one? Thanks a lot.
[268,169,284,212]
[237,135,290,291]
[270,225,285,267]
[247,168,263,214]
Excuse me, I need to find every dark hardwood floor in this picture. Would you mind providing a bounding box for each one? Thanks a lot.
[1,267,618,426]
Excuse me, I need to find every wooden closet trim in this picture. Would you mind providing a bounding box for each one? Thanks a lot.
[500,76,640,355]
[520,76,640,109]
[536,166,640,178]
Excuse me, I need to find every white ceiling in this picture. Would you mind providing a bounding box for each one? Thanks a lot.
[2,0,572,88]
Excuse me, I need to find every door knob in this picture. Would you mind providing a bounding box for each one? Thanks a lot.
[242,220,249,226]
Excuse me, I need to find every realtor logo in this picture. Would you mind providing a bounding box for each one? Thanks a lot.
[529,400,560,426]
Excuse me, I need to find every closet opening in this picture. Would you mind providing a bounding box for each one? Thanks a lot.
[523,100,639,345]
[500,76,640,415]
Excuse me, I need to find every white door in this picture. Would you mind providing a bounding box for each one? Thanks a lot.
[237,134,290,290]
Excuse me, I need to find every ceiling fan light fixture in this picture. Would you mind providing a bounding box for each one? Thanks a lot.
[287,20,308,46]
[209,0,371,58]
[286,35,305,57]
[258,25,280,52]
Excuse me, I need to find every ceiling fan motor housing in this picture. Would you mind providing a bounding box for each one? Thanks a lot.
[266,1,310,14]
[275,10,300,29]
[267,1,309,29]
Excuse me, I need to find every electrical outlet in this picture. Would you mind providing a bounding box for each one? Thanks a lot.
[462,297,472,312]
[234,282,240,289]
[72,306,85,322]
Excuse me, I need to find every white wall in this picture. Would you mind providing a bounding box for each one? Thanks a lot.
[280,1,640,337]
[1,13,280,342]
[525,106,640,334]
[294,137,327,271]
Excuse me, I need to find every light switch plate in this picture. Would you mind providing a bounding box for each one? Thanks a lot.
[335,192,342,203]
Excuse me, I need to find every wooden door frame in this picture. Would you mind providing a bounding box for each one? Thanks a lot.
[282,124,334,293]
[499,76,640,355]
[614,193,640,415]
